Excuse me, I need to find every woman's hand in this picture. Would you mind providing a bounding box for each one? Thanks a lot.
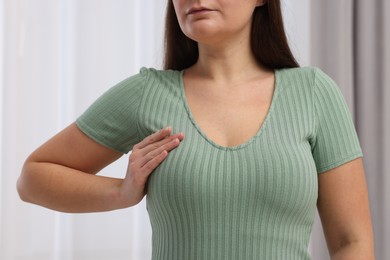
[119,126,184,206]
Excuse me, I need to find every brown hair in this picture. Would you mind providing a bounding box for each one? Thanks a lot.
[163,0,299,71]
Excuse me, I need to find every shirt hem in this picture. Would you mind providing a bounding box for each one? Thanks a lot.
[317,151,363,174]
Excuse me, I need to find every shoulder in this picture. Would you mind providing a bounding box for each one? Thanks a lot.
[276,66,338,91]
[277,66,329,83]
[138,67,183,96]
[102,67,181,97]
[140,67,181,82]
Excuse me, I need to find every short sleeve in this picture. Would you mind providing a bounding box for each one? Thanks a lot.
[75,68,149,154]
[311,68,363,174]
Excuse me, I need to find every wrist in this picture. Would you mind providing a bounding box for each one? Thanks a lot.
[112,179,142,209]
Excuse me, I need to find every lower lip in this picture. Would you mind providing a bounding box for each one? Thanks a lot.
[189,9,213,15]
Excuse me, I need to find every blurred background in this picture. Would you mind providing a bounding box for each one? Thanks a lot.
[0,0,388,259]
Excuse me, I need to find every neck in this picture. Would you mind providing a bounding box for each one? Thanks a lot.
[190,34,269,85]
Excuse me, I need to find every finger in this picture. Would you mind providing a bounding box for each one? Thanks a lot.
[139,137,181,168]
[141,150,168,174]
[135,126,172,150]
[137,132,184,157]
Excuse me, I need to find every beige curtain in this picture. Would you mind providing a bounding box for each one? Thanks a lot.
[310,0,390,259]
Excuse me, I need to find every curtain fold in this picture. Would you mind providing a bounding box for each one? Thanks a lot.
[311,0,390,259]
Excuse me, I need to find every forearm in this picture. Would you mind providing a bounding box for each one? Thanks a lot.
[17,161,134,213]
[331,241,375,260]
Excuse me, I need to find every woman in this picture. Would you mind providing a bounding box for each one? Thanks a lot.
[17,0,375,259]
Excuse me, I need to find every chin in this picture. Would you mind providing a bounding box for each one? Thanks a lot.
[184,28,227,45]
[182,20,223,37]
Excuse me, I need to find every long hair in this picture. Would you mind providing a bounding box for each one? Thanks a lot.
[163,0,299,71]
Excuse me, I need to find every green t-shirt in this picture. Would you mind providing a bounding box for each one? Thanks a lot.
[76,67,363,260]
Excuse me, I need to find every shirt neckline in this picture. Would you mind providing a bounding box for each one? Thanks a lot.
[178,68,282,151]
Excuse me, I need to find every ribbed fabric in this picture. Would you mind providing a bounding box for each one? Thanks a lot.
[76,66,363,260]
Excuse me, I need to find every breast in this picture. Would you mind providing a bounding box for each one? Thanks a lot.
[145,130,318,259]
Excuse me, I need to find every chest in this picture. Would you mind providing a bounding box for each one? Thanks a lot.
[183,78,275,148]
[146,130,319,232]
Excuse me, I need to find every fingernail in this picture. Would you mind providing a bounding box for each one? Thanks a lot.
[164,126,172,131]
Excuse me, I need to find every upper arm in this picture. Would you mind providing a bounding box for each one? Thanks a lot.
[26,122,123,174]
[317,157,374,256]
[310,68,363,173]
[309,68,374,257]
[25,69,152,172]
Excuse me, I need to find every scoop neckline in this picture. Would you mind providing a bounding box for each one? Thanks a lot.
[178,69,282,151]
